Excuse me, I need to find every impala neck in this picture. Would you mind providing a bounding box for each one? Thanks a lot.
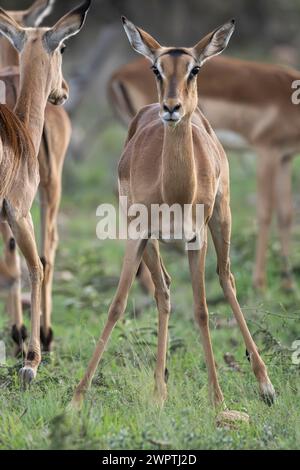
[0,37,20,68]
[14,59,51,156]
[161,117,197,205]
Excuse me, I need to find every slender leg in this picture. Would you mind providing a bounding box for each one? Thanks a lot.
[39,176,62,351]
[275,156,294,291]
[253,148,276,290]
[136,260,155,295]
[209,199,275,405]
[187,231,225,408]
[143,240,171,405]
[6,211,43,383]
[72,238,147,407]
[0,222,26,355]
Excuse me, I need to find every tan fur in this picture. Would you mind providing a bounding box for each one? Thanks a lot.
[0,1,90,382]
[73,20,275,413]
[109,54,300,290]
[0,4,71,353]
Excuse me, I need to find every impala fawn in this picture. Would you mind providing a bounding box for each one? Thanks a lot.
[0,0,91,384]
[0,0,71,355]
[110,47,300,294]
[73,18,275,423]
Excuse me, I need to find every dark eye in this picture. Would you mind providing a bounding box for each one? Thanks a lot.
[189,66,200,79]
[152,66,162,80]
[60,44,67,55]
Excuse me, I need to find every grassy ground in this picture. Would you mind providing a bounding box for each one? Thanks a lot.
[0,123,300,450]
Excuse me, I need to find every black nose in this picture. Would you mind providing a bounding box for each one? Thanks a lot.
[163,103,181,114]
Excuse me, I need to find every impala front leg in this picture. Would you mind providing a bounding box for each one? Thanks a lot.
[209,201,275,405]
[72,238,147,407]
[7,211,43,383]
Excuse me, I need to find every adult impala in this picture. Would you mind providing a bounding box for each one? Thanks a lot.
[0,0,91,383]
[73,18,275,422]
[0,0,71,354]
[109,46,300,292]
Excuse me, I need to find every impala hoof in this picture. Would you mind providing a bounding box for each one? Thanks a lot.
[11,324,28,357]
[216,410,250,429]
[40,327,54,352]
[19,367,36,386]
[260,381,276,406]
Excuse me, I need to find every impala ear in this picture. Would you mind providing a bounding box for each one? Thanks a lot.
[193,19,235,64]
[122,16,161,62]
[24,0,55,27]
[0,8,25,52]
[44,0,91,52]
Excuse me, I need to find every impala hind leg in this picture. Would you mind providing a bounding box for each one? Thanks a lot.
[0,222,26,356]
[143,240,171,405]
[136,260,155,295]
[253,149,276,290]
[72,238,147,407]
[6,210,43,384]
[39,176,62,351]
[187,232,225,408]
[209,202,275,405]
[275,156,294,291]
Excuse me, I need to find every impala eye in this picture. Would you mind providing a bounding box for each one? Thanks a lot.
[189,66,200,79]
[152,66,162,80]
[60,44,67,54]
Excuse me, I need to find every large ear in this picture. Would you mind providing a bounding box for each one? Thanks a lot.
[121,16,161,62]
[193,20,235,64]
[0,8,25,52]
[44,0,91,51]
[24,0,55,27]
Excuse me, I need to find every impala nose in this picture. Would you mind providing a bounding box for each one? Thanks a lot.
[162,102,182,122]
[163,103,181,114]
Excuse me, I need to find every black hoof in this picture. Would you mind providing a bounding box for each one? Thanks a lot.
[11,324,28,356]
[40,327,54,352]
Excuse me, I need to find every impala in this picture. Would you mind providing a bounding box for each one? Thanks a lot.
[73,18,275,423]
[109,45,300,293]
[0,0,91,383]
[0,0,71,354]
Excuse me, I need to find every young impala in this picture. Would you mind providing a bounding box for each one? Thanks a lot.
[0,0,91,383]
[73,18,275,423]
[0,0,71,355]
[109,44,300,294]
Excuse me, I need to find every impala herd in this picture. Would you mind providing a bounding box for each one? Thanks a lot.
[0,0,298,425]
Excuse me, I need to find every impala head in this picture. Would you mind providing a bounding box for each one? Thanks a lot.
[122,17,235,125]
[0,0,56,67]
[0,0,91,105]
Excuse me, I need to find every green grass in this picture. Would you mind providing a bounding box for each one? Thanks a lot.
[0,124,300,450]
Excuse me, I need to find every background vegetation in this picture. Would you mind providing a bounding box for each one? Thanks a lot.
[0,0,299,450]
